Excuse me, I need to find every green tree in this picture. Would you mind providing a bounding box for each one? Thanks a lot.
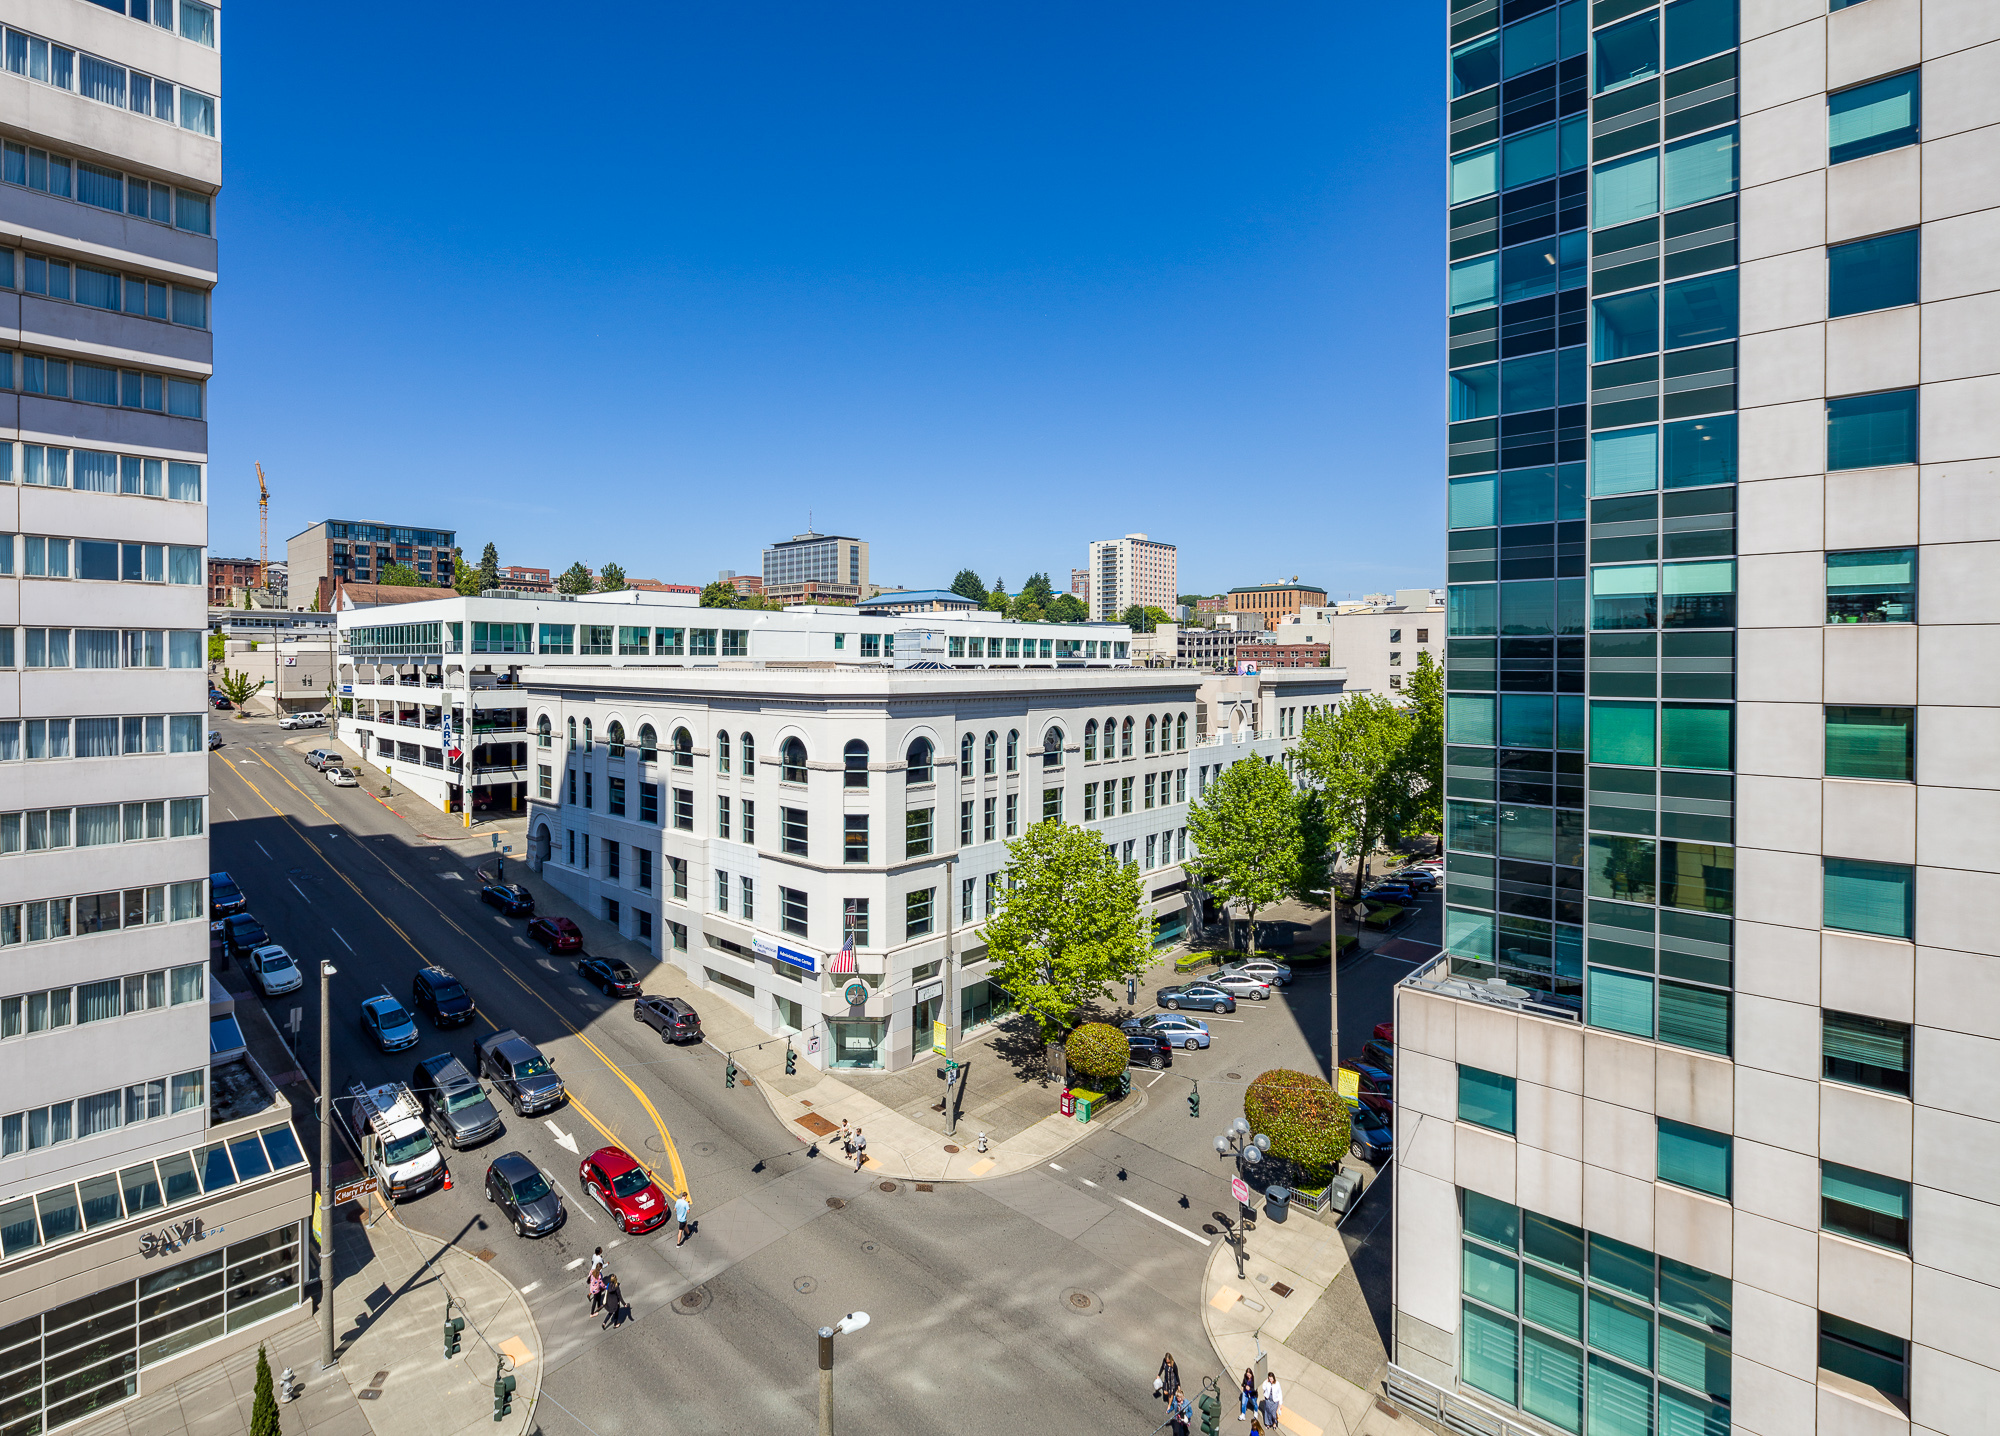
[378,562,421,586]
[556,562,594,595]
[1020,572,1056,608]
[699,580,742,608]
[1292,692,1419,900]
[476,542,501,594]
[985,821,1154,1042]
[207,631,225,663]
[216,668,267,711]
[1047,593,1088,623]
[452,554,481,596]
[1244,1070,1351,1188]
[1177,594,1210,609]
[250,1344,279,1436]
[1006,595,1045,623]
[1120,603,1151,633]
[1403,651,1445,837]
[597,562,628,592]
[981,584,1010,614]
[1064,1023,1130,1087]
[949,569,988,603]
[1186,756,1304,953]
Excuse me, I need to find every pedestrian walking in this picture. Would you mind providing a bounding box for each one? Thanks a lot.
[1259,1372,1283,1429]
[1167,1390,1193,1436]
[589,1246,605,1278]
[587,1268,606,1315]
[674,1191,692,1245]
[852,1128,868,1171]
[1155,1353,1180,1402]
[837,1118,852,1156]
[599,1273,625,1330]
[1239,1368,1256,1420]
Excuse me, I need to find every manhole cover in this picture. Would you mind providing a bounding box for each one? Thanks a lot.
[474,1249,496,1264]
[796,1113,839,1137]
[671,1286,711,1314]
[825,1197,847,1210]
[1271,1282,1294,1298]
[861,1241,878,1254]
[645,1135,666,1152]
[1225,1072,1243,1080]
[1061,1288,1102,1314]
[794,1277,817,1294]
[371,1372,389,1386]
[357,1390,381,1401]
[942,1144,960,1153]
[878,1181,898,1193]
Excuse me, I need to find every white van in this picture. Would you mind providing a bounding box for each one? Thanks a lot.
[343,1081,447,1201]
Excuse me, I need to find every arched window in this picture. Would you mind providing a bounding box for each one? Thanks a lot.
[983,732,997,776]
[607,720,626,758]
[672,727,694,768]
[637,724,658,762]
[1005,731,1019,772]
[781,737,808,784]
[537,716,552,749]
[906,737,934,784]
[717,730,731,774]
[845,739,870,788]
[1083,719,1098,761]
[1042,728,1064,769]
[582,718,593,752]
[1175,713,1187,750]
[1145,715,1157,755]
[960,733,975,775]
[741,732,755,769]
[566,716,576,752]
[1121,717,1134,757]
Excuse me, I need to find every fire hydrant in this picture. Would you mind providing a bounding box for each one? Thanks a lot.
[976,1132,989,1153]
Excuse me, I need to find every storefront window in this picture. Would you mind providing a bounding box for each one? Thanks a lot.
[829,1018,886,1070]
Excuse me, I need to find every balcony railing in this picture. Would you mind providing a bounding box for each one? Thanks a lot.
[1398,953,1581,1024]
[1385,1365,1542,1436]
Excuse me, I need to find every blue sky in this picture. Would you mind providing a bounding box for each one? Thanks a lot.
[213,4,1443,598]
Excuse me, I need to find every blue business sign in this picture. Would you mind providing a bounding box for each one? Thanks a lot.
[752,934,819,974]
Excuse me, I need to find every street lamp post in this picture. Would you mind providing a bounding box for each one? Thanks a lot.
[318,958,338,1370]
[1213,1118,1270,1281]
[815,1311,870,1436]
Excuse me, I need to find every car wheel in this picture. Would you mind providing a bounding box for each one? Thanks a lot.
[514,1218,527,1238]
[614,1210,629,1233]
[1166,999,1180,1011]
[1185,1039,1199,1051]
[1150,1054,1166,1070]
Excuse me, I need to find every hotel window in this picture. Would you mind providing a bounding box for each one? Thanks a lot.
[1657,1120,1731,1199]
[1458,1066,1516,1134]
[715,871,730,913]
[1083,783,1098,821]
[1821,1162,1909,1251]
[960,801,973,846]
[1043,788,1062,822]
[905,888,933,939]
[716,796,730,840]
[905,807,933,858]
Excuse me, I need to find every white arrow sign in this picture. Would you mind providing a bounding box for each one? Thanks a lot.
[544,1121,578,1154]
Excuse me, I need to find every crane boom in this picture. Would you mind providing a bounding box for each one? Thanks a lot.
[255,463,269,591]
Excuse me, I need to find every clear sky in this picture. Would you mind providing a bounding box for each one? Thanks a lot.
[212,3,1443,599]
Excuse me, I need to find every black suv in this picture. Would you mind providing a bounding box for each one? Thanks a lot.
[209,871,248,916]
[410,1053,504,1148]
[635,995,701,1044]
[479,883,534,917]
[218,913,269,960]
[476,1029,565,1116]
[411,966,476,1027]
[1124,1031,1175,1070]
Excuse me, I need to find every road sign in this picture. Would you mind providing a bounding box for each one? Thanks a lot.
[1230,1176,1249,1205]
[333,1176,378,1206]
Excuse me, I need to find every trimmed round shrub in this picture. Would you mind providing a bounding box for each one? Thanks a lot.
[1064,1023,1130,1085]
[1243,1069,1351,1188]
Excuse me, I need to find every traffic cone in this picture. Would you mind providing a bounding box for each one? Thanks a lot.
[441,1167,453,1191]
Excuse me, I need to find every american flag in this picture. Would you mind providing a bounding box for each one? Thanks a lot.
[827,931,858,974]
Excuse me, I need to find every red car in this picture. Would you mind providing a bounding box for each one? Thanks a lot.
[527,917,582,953]
[579,1147,669,1234]
[1373,1022,1394,1043]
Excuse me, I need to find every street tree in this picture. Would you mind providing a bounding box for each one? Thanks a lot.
[985,821,1153,1043]
[949,569,988,603]
[698,580,741,608]
[1019,572,1056,608]
[556,562,594,595]
[215,668,268,712]
[1007,595,1045,623]
[1047,592,1088,622]
[1120,604,1174,633]
[378,562,420,586]
[1186,756,1303,953]
[476,542,501,594]
[250,1345,279,1436]
[981,584,1010,614]
[1292,691,1422,900]
[1403,651,1444,836]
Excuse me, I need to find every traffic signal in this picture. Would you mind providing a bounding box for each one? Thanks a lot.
[785,1045,797,1075]
[725,1057,738,1089]
[493,1362,516,1422]
[443,1308,464,1360]
[1198,1388,1221,1436]
[1188,1082,1200,1119]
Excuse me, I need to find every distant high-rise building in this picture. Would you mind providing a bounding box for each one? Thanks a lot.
[762,532,868,604]
[1070,567,1091,609]
[287,519,458,612]
[1087,534,1177,621]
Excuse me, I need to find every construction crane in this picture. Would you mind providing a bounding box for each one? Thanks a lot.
[255,463,269,591]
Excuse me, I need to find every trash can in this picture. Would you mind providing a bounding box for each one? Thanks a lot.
[1325,1170,1362,1216]
[1264,1186,1291,1222]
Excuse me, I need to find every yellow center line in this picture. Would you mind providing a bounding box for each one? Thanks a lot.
[217,750,690,1197]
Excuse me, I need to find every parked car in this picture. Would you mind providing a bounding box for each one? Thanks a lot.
[485,1151,564,1237]
[635,995,702,1044]
[1373,1022,1395,1043]
[477,1029,565,1115]
[360,994,421,1052]
[1204,970,1273,1002]
[1123,1013,1211,1050]
[211,696,232,710]
[578,1146,669,1234]
[579,958,641,998]
[219,913,270,960]
[1348,1104,1395,1164]
[1361,883,1419,905]
[1222,958,1292,987]
[207,731,225,750]
[1123,1031,1176,1070]
[410,966,476,1027]
[1342,1060,1394,1099]
[1154,982,1236,1014]
[278,712,327,730]
[411,1053,505,1148]
[248,945,303,997]
[480,883,535,917]
[1360,1038,1396,1072]
[324,767,359,787]
[209,871,249,916]
[304,749,340,771]
[527,916,582,953]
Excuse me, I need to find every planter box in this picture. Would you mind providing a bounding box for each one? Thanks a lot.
[1287,1184,1333,1216]
[1363,905,1404,929]
[1173,951,1222,974]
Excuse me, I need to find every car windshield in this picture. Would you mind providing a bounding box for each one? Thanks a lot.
[431,982,466,1003]
[513,1056,551,1079]
[509,1168,551,1204]
[214,882,240,901]
[375,1003,411,1028]
[445,1085,490,1114]
[262,955,290,971]
[383,1128,434,1165]
[609,1166,652,1199]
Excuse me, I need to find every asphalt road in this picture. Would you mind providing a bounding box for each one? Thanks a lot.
[207,716,1415,1434]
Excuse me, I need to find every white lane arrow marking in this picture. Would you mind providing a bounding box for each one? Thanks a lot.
[545,1121,578,1153]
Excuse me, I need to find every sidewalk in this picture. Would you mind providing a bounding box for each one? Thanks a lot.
[71,1200,540,1436]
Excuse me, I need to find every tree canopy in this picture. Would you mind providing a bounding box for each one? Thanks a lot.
[1120,604,1174,633]
[985,821,1154,1042]
[1047,593,1088,623]
[1291,662,1441,897]
[699,580,741,608]
[597,562,628,592]
[1019,572,1056,607]
[378,562,420,587]
[452,553,481,596]
[1186,756,1306,952]
[556,562,594,595]
[949,569,988,603]
[475,542,501,595]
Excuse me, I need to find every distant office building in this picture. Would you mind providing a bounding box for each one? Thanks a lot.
[627,580,701,595]
[719,571,764,596]
[1088,534,1177,621]
[208,556,260,605]
[855,590,980,616]
[763,532,868,604]
[1070,568,1091,609]
[1226,582,1329,623]
[496,566,552,593]
[1195,596,1225,614]
[1269,588,1441,695]
[1235,642,1328,670]
[288,520,458,612]
[264,561,288,603]
[1178,627,1257,671]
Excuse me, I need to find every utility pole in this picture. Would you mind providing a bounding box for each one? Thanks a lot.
[816,1326,834,1436]
[318,957,337,1370]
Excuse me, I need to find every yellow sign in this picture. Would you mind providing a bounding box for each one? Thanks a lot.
[932,1020,948,1056]
[1337,1066,1361,1108]
[311,1191,322,1246]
